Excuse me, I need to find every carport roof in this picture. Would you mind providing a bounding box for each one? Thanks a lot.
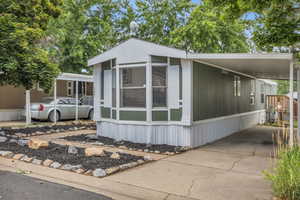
[56,73,93,83]
[88,38,294,80]
[189,53,293,80]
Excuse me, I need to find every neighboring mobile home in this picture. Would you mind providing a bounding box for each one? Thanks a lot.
[88,38,289,147]
[0,73,93,121]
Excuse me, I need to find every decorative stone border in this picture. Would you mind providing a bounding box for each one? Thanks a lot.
[62,135,192,155]
[0,150,152,178]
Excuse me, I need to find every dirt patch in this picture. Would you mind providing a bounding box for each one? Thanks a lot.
[62,134,187,154]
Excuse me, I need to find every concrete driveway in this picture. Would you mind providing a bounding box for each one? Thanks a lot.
[106,126,276,200]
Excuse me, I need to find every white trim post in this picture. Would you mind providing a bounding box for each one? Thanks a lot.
[116,63,120,120]
[146,56,152,122]
[54,79,57,124]
[75,80,79,121]
[25,90,31,125]
[181,59,193,126]
[297,68,300,144]
[289,61,294,147]
[146,56,152,144]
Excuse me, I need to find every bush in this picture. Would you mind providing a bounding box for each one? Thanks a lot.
[265,146,300,200]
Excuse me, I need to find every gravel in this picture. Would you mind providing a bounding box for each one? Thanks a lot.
[62,134,187,154]
[0,141,144,170]
[1,123,96,137]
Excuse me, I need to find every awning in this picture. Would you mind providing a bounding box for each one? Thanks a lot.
[188,53,293,80]
[56,73,93,83]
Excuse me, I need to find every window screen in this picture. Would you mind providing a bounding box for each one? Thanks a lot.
[152,66,167,107]
[120,67,146,107]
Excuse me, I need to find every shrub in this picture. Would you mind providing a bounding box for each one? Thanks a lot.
[265,146,300,200]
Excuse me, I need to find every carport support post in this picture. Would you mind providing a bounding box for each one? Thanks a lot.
[25,90,31,125]
[53,79,57,124]
[289,61,294,147]
[297,68,300,144]
[75,80,79,121]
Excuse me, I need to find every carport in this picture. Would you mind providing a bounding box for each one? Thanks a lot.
[187,53,298,145]
[25,73,93,124]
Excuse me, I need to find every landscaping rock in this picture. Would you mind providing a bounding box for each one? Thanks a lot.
[9,139,17,143]
[0,131,5,136]
[21,155,33,163]
[144,155,152,161]
[86,134,98,140]
[85,147,105,157]
[13,154,25,160]
[0,136,7,143]
[137,159,144,164]
[74,168,86,174]
[61,164,82,171]
[43,159,54,167]
[50,162,61,169]
[144,149,149,153]
[110,152,120,159]
[67,146,78,154]
[0,151,13,158]
[32,159,42,165]
[154,150,160,154]
[28,139,49,150]
[92,168,106,177]
[118,145,127,150]
[119,163,132,170]
[17,139,29,146]
[84,170,93,176]
[105,166,120,175]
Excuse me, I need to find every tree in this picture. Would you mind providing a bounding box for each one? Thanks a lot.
[0,0,62,91]
[135,0,195,46]
[46,0,119,73]
[208,0,300,53]
[170,2,249,53]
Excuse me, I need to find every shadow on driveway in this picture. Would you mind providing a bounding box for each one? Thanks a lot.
[0,170,112,200]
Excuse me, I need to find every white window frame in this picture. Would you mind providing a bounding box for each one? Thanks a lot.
[67,81,73,97]
[120,65,147,108]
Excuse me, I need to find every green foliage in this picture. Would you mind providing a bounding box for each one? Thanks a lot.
[0,0,62,91]
[170,2,249,53]
[265,146,300,200]
[276,80,297,95]
[209,0,300,52]
[135,0,195,46]
[46,0,119,73]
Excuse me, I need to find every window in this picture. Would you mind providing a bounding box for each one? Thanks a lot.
[250,79,256,105]
[152,66,167,107]
[261,84,265,103]
[112,69,116,107]
[234,76,241,97]
[120,67,146,107]
[67,81,73,96]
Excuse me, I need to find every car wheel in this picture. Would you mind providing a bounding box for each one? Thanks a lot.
[88,109,94,120]
[48,111,60,122]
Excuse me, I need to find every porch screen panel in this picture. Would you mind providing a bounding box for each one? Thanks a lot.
[168,65,180,108]
[104,70,112,107]
[152,66,167,107]
[120,67,146,107]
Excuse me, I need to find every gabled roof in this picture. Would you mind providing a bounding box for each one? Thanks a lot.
[88,38,187,66]
[88,38,293,80]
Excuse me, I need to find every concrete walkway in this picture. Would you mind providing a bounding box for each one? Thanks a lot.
[105,126,276,200]
[0,126,277,200]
